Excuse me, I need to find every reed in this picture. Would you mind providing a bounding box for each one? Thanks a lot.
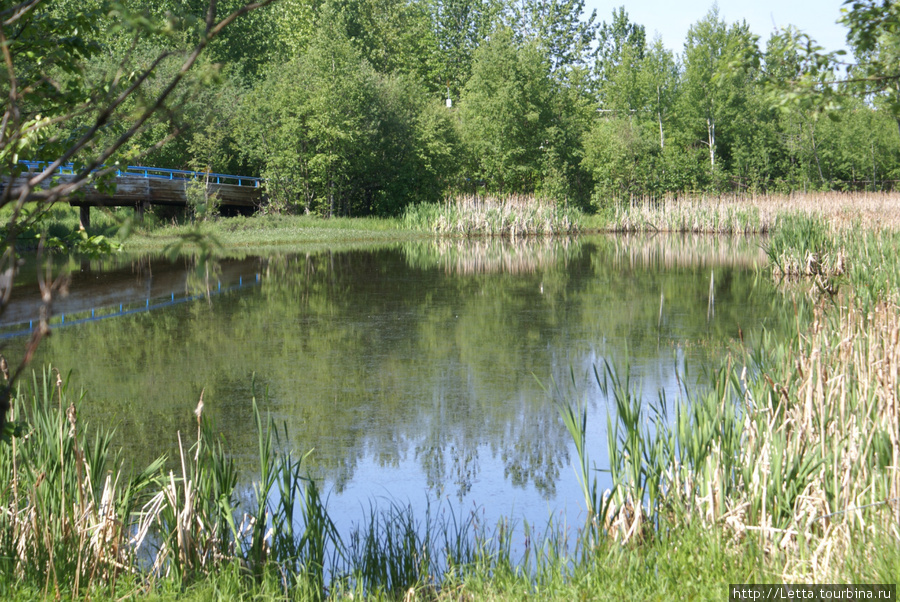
[0,378,347,597]
[767,219,900,310]
[402,195,582,236]
[574,295,900,581]
[0,367,164,599]
[595,191,900,233]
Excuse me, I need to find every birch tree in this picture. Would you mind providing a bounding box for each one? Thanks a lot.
[681,6,759,175]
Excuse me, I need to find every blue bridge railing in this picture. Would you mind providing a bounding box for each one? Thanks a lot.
[18,160,263,187]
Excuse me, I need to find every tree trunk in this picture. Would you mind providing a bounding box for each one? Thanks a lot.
[707,117,716,170]
[808,121,824,184]
[657,86,664,150]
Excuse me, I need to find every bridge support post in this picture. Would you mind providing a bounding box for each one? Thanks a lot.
[135,201,149,221]
[79,205,90,231]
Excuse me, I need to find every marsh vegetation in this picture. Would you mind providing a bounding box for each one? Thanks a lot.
[3,0,900,598]
[3,203,899,599]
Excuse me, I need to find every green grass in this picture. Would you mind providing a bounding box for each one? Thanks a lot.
[124,213,427,255]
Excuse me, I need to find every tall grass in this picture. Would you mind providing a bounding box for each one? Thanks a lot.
[766,216,900,309]
[560,291,900,581]
[0,367,163,599]
[0,375,344,597]
[403,195,582,236]
[593,191,900,234]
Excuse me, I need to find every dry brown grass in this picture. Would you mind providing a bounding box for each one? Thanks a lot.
[736,300,899,580]
[610,192,900,233]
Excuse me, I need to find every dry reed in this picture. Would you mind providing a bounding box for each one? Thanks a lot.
[405,194,581,236]
[607,191,900,233]
[592,298,900,582]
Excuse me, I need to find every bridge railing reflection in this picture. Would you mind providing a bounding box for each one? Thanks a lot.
[0,273,261,340]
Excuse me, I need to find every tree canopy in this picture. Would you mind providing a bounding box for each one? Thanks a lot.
[4,0,899,216]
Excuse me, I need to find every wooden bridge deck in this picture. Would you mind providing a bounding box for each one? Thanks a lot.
[3,163,264,228]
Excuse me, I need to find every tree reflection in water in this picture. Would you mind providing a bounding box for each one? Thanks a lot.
[17,234,778,518]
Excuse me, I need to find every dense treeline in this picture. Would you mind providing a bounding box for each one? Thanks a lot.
[15,0,900,216]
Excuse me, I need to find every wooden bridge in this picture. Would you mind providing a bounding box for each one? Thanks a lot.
[6,162,264,228]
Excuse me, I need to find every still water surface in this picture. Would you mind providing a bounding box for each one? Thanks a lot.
[4,234,782,538]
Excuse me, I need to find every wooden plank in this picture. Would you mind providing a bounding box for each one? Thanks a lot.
[3,172,262,209]
[148,179,188,204]
[2,173,150,204]
[208,183,261,207]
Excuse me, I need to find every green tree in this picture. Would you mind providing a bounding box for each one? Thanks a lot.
[267,0,323,58]
[238,10,379,215]
[334,0,434,78]
[424,0,499,102]
[583,22,683,202]
[640,36,679,151]
[238,7,457,216]
[459,28,556,194]
[680,6,760,180]
[843,0,900,138]
[594,6,646,92]
[506,0,598,75]
[768,1,900,152]
[0,0,275,433]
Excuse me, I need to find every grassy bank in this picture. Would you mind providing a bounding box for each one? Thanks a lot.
[23,190,900,252]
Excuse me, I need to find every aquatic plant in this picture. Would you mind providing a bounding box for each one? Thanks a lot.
[593,191,900,234]
[582,297,900,581]
[0,367,163,599]
[402,195,582,236]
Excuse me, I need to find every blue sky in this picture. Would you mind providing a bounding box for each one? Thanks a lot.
[582,1,850,55]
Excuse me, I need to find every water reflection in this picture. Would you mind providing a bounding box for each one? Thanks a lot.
[7,235,777,523]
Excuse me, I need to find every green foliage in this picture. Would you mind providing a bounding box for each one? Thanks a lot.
[184,178,221,222]
[841,0,900,119]
[237,7,458,217]
[459,28,588,202]
[423,0,501,101]
[594,6,646,88]
[506,0,598,75]
[681,7,761,177]
[582,117,654,204]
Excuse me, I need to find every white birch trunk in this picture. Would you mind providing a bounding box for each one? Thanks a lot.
[657,86,665,150]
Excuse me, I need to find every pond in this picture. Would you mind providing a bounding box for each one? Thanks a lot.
[2,234,784,541]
